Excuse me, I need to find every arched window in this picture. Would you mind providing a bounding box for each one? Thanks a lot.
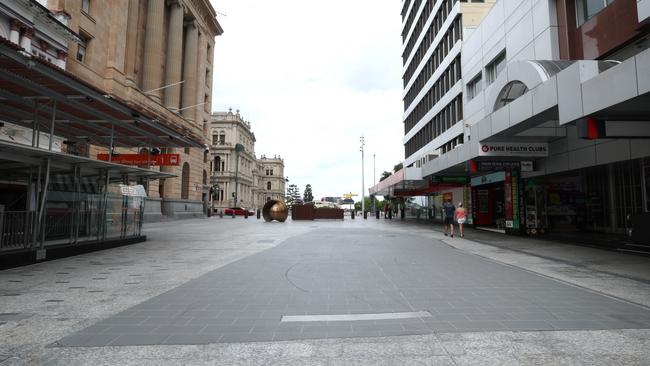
[203,149,208,163]
[267,181,272,190]
[202,170,207,185]
[214,156,221,172]
[494,81,528,111]
[181,162,190,199]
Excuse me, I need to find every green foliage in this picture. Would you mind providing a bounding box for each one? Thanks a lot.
[303,184,314,202]
[393,163,403,173]
[379,171,392,182]
[286,184,301,206]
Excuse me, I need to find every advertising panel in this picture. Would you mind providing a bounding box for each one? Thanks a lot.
[478,142,548,157]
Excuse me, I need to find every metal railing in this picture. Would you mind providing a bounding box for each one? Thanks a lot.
[0,211,36,250]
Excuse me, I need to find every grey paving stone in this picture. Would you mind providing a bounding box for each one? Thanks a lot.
[55,228,650,346]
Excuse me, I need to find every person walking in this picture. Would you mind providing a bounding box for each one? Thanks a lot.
[455,202,466,238]
[442,199,455,237]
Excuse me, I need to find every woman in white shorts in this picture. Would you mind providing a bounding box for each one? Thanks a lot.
[454,202,466,238]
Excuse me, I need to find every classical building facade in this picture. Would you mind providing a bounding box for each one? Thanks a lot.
[256,155,286,205]
[43,0,223,220]
[209,110,286,212]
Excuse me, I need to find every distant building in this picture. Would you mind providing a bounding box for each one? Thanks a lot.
[257,154,286,206]
[209,110,286,211]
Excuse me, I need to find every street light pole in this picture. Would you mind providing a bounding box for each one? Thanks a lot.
[360,135,365,215]
[373,153,376,213]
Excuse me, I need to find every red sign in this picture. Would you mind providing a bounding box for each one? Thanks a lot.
[97,153,180,166]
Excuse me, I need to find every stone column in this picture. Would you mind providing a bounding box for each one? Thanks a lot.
[124,0,140,85]
[20,27,33,53]
[181,20,198,122]
[10,20,21,44]
[164,0,184,110]
[195,32,208,123]
[56,50,68,69]
[141,0,165,102]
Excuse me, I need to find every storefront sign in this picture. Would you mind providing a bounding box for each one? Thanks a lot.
[478,142,548,157]
[97,153,180,166]
[476,161,521,171]
[511,170,520,229]
[521,161,534,172]
[471,171,506,187]
[431,176,469,184]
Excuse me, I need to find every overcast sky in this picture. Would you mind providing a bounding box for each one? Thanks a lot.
[209,0,404,199]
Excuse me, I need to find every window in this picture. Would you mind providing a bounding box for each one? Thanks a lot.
[270,169,273,176]
[467,73,483,100]
[494,81,528,111]
[485,51,506,85]
[184,147,190,154]
[576,0,615,25]
[212,135,219,145]
[76,34,88,63]
[267,181,272,190]
[219,134,225,144]
[81,0,90,14]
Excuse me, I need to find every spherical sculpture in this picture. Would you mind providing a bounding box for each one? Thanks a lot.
[262,200,288,222]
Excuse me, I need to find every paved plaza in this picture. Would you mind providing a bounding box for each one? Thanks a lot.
[2,218,650,365]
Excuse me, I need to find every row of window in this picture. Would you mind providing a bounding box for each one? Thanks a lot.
[212,134,226,145]
[401,0,423,43]
[403,0,456,68]
[404,55,462,134]
[404,94,463,158]
[440,133,465,154]
[466,51,506,100]
[403,16,461,107]
[401,0,413,20]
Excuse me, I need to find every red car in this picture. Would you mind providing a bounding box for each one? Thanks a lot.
[224,207,255,216]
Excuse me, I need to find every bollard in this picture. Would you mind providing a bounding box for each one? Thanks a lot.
[388,210,392,220]
[401,209,405,220]
[364,211,367,219]
[257,209,261,220]
[376,210,380,219]
[219,211,223,218]
[351,210,355,219]
[244,211,248,219]
[231,211,235,218]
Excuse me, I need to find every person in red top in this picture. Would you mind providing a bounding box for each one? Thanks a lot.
[455,202,467,238]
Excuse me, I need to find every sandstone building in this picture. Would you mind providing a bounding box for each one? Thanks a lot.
[43,0,223,219]
[209,110,286,212]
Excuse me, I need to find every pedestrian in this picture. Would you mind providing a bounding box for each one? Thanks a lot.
[442,199,455,237]
[455,202,466,238]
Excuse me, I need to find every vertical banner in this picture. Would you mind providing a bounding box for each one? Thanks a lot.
[504,171,513,227]
[471,187,477,227]
[512,170,520,230]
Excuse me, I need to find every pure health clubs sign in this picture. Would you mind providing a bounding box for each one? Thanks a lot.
[478,142,548,157]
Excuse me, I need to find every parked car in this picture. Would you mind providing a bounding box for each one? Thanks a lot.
[224,207,255,216]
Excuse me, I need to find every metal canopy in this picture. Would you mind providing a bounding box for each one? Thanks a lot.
[0,39,204,148]
[0,140,175,182]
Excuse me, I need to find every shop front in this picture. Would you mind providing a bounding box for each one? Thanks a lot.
[471,170,522,235]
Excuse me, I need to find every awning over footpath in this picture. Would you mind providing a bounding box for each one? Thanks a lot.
[0,38,204,148]
[0,140,175,183]
[369,167,466,197]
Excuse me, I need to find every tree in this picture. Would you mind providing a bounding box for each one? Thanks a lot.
[286,184,301,206]
[393,163,403,173]
[379,171,392,182]
[303,184,314,202]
